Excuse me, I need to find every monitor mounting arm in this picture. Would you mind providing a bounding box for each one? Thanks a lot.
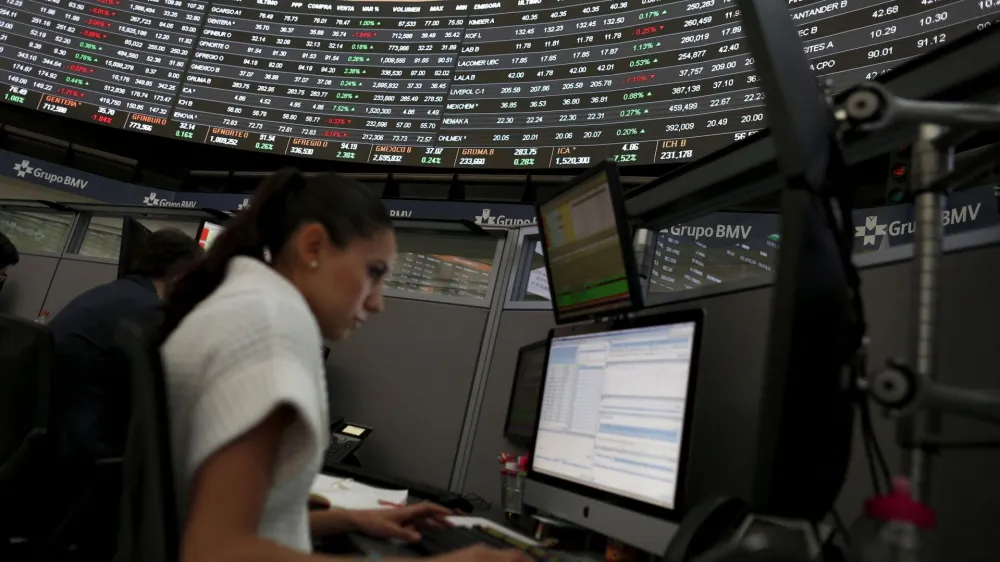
[839,81,1000,504]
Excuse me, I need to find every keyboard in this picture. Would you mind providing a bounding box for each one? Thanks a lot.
[411,525,557,561]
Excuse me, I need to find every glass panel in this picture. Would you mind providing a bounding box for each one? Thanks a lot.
[386,234,499,301]
[0,208,73,254]
[78,216,123,260]
[649,212,780,294]
[524,241,550,302]
[138,219,200,238]
[75,217,202,260]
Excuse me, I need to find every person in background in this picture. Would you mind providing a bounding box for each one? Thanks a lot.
[49,227,202,464]
[0,231,18,284]
[160,169,529,562]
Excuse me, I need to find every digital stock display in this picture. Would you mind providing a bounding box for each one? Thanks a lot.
[0,0,997,168]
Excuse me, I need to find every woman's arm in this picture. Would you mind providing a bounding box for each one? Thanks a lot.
[181,405,398,562]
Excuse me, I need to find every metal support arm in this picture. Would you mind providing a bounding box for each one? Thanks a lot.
[870,363,1000,429]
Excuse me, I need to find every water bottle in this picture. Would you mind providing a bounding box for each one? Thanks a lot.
[850,476,935,562]
[34,311,50,325]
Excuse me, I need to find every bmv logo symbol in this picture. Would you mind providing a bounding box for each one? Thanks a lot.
[855,216,887,246]
[474,208,534,227]
[13,159,32,178]
[143,192,164,206]
[142,191,197,208]
[11,159,88,189]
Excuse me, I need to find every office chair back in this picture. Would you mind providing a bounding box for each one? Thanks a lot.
[0,314,52,492]
[114,319,179,562]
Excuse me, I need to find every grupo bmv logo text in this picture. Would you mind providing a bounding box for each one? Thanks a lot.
[854,202,983,246]
[12,159,89,189]
[142,191,197,208]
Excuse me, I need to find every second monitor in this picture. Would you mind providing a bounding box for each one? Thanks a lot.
[503,339,549,444]
[536,161,642,324]
[524,309,703,554]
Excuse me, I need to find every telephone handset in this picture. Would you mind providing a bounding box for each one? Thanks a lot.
[323,418,373,467]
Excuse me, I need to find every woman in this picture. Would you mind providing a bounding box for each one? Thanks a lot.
[161,169,529,562]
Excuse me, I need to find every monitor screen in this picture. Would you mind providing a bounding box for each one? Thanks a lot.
[117,217,153,279]
[504,341,549,443]
[0,1,988,169]
[533,321,698,510]
[198,221,224,250]
[539,169,635,322]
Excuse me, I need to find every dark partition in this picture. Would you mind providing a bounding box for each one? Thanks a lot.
[650,242,1000,559]
[42,259,118,318]
[462,310,556,509]
[325,297,490,489]
[0,253,59,319]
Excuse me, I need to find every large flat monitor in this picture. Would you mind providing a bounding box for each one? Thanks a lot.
[117,217,153,279]
[503,339,549,444]
[525,309,703,554]
[536,161,641,325]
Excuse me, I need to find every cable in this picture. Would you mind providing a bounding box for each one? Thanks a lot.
[860,398,892,489]
[860,417,885,497]
[461,493,491,511]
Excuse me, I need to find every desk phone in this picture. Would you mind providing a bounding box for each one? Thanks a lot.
[324,419,373,466]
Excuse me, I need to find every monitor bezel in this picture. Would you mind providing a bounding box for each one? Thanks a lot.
[526,307,705,523]
[502,338,549,445]
[534,160,642,325]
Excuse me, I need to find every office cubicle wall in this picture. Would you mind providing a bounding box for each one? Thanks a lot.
[635,234,1000,560]
[0,253,59,318]
[461,310,555,509]
[42,258,118,316]
[326,298,492,489]
[0,201,207,320]
[324,230,508,489]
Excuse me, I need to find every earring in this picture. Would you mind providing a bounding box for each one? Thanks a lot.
[309,260,319,269]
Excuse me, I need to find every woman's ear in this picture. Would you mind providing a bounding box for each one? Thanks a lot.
[292,223,328,267]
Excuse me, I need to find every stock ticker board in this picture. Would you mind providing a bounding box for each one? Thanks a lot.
[0,0,997,169]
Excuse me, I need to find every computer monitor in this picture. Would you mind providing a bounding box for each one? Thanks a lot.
[524,309,703,554]
[197,221,224,250]
[503,339,549,444]
[536,161,641,325]
[117,217,153,279]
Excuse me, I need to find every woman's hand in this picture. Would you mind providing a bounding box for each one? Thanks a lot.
[429,545,534,562]
[346,503,453,542]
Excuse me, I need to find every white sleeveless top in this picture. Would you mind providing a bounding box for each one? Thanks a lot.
[162,256,328,552]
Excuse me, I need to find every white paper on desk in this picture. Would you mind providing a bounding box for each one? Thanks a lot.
[311,475,408,510]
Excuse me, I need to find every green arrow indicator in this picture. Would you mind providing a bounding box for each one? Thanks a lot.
[653,58,658,63]
[640,129,646,133]
[643,109,648,113]
[647,92,652,96]
[656,42,661,46]
[363,70,366,73]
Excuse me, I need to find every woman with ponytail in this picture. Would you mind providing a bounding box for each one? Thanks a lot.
[161,169,529,562]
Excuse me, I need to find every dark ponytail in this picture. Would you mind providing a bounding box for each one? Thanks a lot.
[160,168,391,340]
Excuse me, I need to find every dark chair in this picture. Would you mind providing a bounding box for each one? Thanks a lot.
[113,319,179,562]
[0,314,52,555]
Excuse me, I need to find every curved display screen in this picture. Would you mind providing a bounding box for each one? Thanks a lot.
[0,0,996,168]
